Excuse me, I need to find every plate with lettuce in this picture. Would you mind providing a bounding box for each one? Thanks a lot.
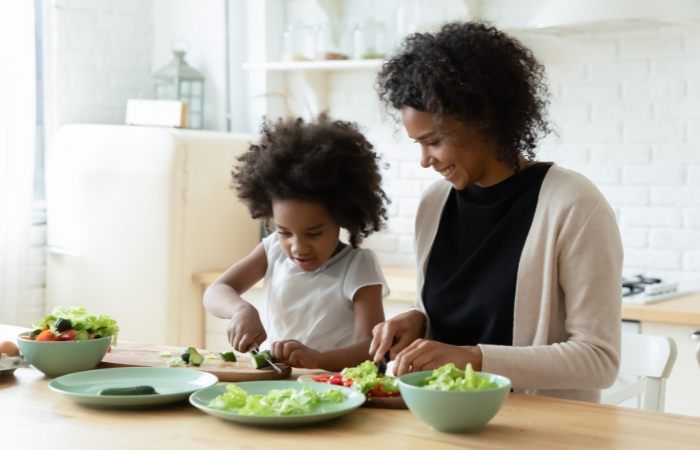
[299,360,407,409]
[189,381,365,425]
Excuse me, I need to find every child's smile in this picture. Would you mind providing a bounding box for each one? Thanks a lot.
[272,199,344,272]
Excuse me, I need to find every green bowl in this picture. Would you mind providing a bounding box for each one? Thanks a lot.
[17,332,112,378]
[399,370,511,433]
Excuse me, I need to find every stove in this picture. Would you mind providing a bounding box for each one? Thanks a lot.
[622,275,680,304]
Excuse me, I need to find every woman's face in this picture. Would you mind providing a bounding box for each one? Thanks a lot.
[272,199,342,272]
[401,107,498,190]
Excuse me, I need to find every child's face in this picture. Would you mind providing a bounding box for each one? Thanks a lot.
[272,199,342,272]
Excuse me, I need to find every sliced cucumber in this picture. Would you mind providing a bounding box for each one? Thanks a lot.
[55,318,72,332]
[189,347,204,366]
[251,350,275,369]
[98,386,159,396]
[220,351,236,362]
[30,329,42,337]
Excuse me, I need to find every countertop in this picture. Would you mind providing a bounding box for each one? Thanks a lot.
[2,324,700,449]
[194,266,700,326]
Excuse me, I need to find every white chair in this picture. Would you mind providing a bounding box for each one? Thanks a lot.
[601,334,677,412]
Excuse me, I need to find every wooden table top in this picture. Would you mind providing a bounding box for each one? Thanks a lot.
[3,325,700,449]
[194,266,700,326]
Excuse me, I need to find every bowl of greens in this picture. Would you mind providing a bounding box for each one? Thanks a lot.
[17,305,119,378]
[398,363,511,433]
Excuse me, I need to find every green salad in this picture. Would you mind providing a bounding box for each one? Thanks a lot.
[207,384,344,416]
[341,360,399,396]
[419,363,500,391]
[30,305,120,344]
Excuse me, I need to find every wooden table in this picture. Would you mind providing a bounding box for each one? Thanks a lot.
[3,325,700,449]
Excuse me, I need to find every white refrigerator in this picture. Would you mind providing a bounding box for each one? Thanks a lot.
[46,124,259,347]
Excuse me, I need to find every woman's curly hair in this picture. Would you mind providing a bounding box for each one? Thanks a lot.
[377,21,553,170]
[232,113,389,248]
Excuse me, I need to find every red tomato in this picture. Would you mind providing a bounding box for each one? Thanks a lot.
[312,375,331,383]
[19,336,32,340]
[36,330,56,341]
[328,375,344,386]
[367,383,400,398]
[108,346,111,352]
[58,330,77,341]
[344,378,354,387]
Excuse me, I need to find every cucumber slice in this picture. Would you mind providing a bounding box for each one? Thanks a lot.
[252,350,275,369]
[186,347,204,366]
[180,348,191,363]
[55,318,72,332]
[220,351,236,362]
[98,386,159,396]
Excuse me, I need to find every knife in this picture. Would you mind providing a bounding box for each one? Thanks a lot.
[249,347,283,375]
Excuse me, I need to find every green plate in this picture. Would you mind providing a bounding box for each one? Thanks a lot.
[190,381,365,425]
[49,367,219,406]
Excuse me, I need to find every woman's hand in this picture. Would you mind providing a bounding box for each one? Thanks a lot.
[394,339,483,376]
[270,339,322,369]
[227,303,267,353]
[369,310,427,363]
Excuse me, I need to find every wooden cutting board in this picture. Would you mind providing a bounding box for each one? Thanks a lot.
[99,342,291,382]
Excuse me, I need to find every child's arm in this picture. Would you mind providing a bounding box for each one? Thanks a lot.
[203,242,268,352]
[271,284,385,372]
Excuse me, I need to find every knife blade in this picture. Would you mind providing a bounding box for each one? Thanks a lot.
[250,347,283,375]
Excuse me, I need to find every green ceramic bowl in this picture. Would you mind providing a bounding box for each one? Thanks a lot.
[399,371,511,433]
[16,332,112,378]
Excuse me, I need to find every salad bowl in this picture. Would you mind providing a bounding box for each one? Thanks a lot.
[399,369,511,433]
[17,332,112,377]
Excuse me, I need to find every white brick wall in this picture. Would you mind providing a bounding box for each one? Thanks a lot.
[45,0,153,144]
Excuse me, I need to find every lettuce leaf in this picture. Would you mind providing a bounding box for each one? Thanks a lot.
[341,360,399,395]
[419,363,500,391]
[207,384,344,416]
[32,305,120,345]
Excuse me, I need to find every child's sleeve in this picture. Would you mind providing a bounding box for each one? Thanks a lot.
[262,231,280,259]
[342,249,390,302]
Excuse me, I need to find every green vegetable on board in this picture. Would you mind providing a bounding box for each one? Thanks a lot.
[220,351,236,362]
[188,347,204,366]
[98,386,159,396]
[419,363,500,391]
[251,350,275,369]
[180,348,191,363]
[207,384,344,416]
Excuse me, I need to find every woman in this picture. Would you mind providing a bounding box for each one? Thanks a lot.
[369,22,623,403]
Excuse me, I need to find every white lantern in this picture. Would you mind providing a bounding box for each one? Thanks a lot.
[153,50,205,129]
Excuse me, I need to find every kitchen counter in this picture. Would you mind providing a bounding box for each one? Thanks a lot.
[2,324,700,449]
[194,266,700,326]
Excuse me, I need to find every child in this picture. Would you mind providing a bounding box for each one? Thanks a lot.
[203,113,391,372]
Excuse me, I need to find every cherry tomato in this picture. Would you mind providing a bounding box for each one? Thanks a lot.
[312,375,331,383]
[344,378,354,387]
[58,330,77,341]
[328,375,344,386]
[108,346,112,352]
[36,330,56,341]
[367,383,401,398]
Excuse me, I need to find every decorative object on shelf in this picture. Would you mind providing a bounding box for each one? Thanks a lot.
[125,100,187,128]
[353,19,387,60]
[153,45,205,129]
[282,23,315,62]
[314,22,348,61]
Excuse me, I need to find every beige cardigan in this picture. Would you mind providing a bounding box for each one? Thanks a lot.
[413,163,623,403]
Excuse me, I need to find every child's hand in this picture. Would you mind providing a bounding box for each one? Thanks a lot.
[227,303,267,353]
[270,340,322,369]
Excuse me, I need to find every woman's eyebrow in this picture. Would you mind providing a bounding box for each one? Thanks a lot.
[307,224,325,231]
[414,131,437,141]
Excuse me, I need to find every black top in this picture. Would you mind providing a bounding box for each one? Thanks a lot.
[423,163,551,347]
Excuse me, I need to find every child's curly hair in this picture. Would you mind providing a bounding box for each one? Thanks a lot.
[232,113,390,248]
[377,21,553,171]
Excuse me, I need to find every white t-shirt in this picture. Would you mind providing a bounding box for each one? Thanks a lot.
[259,233,389,351]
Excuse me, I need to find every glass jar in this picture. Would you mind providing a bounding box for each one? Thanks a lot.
[352,19,386,60]
[281,23,314,62]
[315,22,348,60]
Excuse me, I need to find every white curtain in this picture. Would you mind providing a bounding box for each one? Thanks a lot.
[0,1,36,325]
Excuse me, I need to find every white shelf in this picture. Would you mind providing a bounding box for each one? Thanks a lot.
[243,59,384,71]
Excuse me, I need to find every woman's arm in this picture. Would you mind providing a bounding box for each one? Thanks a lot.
[271,284,385,371]
[477,197,623,390]
[203,242,268,352]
